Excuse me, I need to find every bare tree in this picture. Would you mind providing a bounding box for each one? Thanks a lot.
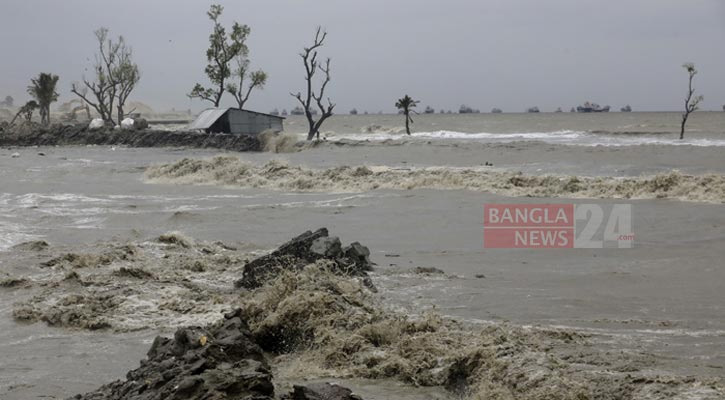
[291,27,335,141]
[189,4,250,107]
[71,27,140,125]
[70,84,93,120]
[680,63,703,140]
[226,55,267,109]
[115,54,140,124]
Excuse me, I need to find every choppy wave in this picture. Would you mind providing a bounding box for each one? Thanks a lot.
[244,264,723,399]
[323,128,725,147]
[145,156,725,203]
[10,236,723,399]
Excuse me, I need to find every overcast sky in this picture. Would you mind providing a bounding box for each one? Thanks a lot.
[1,0,724,113]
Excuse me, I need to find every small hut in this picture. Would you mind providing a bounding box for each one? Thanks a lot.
[188,108,284,135]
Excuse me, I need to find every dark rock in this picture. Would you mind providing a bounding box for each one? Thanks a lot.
[310,236,342,258]
[132,118,149,130]
[113,267,155,280]
[70,311,274,400]
[283,383,364,400]
[12,240,49,251]
[343,242,370,265]
[235,228,373,290]
[413,266,445,275]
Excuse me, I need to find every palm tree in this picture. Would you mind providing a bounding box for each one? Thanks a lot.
[27,73,60,126]
[395,95,419,135]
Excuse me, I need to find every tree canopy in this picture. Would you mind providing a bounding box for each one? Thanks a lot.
[27,72,60,125]
[189,4,261,108]
[395,95,419,135]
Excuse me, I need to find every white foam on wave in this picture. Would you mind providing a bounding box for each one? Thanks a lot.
[0,221,43,251]
[238,193,377,210]
[326,129,725,147]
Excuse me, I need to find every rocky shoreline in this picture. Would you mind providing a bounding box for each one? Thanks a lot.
[3,230,724,400]
[0,123,261,151]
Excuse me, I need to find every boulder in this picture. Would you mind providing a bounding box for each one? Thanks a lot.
[121,118,149,130]
[343,242,370,266]
[133,118,149,130]
[235,228,373,290]
[88,118,105,130]
[120,118,135,130]
[310,236,342,258]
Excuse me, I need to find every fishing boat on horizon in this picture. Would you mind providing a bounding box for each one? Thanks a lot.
[577,101,610,112]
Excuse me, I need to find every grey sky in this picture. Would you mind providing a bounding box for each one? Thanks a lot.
[2,0,724,113]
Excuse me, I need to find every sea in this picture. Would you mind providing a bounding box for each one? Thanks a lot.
[1,112,724,399]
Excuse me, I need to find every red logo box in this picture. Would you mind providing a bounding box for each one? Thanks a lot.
[484,204,574,248]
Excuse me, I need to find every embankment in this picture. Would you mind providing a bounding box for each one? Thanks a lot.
[0,123,261,151]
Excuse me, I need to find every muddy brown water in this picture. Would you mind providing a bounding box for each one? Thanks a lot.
[1,117,724,399]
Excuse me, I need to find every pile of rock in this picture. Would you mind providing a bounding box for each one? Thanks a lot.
[235,228,373,290]
[70,309,363,399]
[69,229,372,400]
[71,309,275,399]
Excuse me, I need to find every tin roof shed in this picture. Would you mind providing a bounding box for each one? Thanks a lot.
[189,108,285,135]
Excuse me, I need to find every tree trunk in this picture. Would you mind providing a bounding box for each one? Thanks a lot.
[306,111,316,140]
[680,114,687,140]
[405,112,410,135]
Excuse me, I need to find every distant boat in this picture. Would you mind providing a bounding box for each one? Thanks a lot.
[620,105,632,112]
[577,102,610,113]
[527,106,540,113]
[555,107,563,113]
[570,107,576,112]
[424,106,435,114]
[459,105,480,114]
[290,106,317,116]
[269,108,280,116]
[491,108,503,114]
[349,108,358,115]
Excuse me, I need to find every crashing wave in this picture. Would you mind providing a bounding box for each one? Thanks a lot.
[329,130,725,147]
[145,156,725,203]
